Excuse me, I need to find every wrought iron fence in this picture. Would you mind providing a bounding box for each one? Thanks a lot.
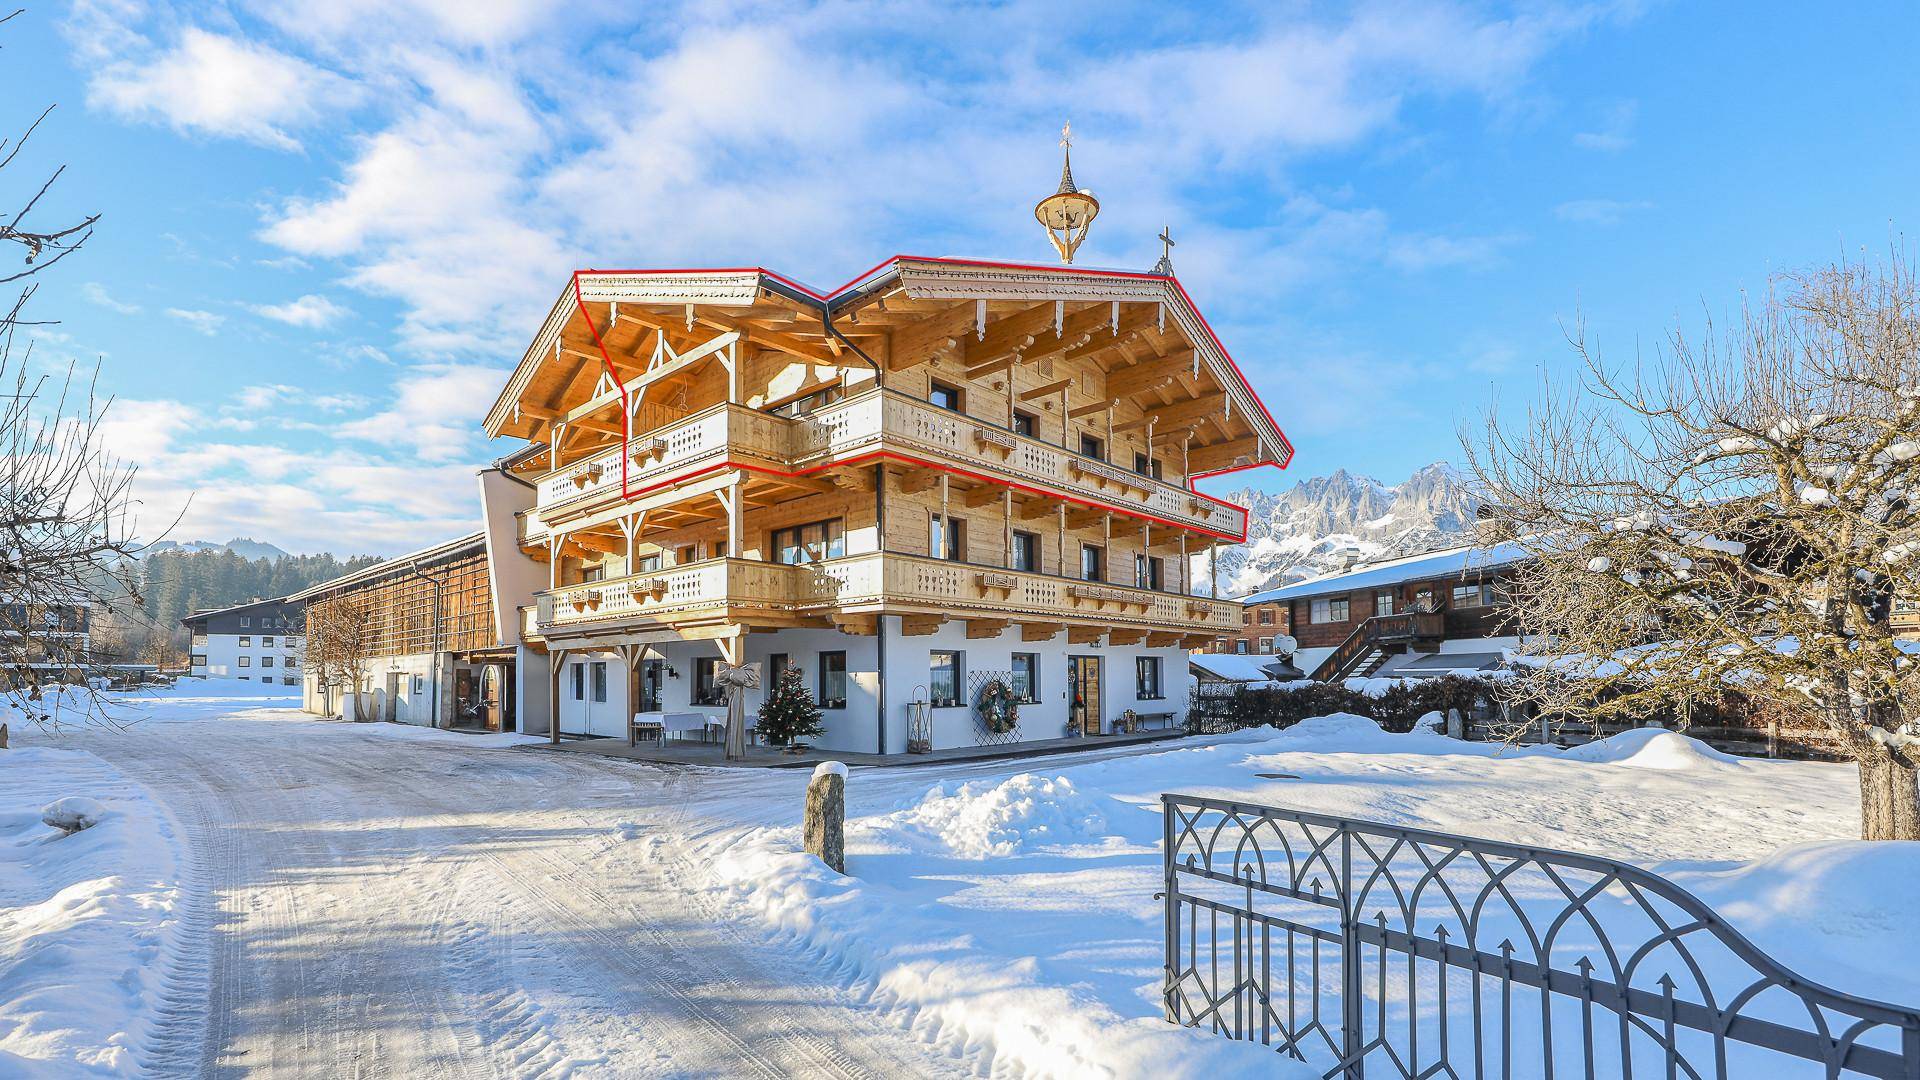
[1161,794,1920,1078]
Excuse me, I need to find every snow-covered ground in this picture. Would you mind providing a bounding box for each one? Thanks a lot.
[667,714,1917,1078]
[4,683,1914,1078]
[0,744,195,1077]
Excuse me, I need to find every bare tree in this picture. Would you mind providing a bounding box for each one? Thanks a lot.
[1465,251,1920,840]
[305,593,375,720]
[0,9,141,727]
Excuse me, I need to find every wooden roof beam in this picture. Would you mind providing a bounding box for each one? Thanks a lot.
[1187,435,1261,473]
[1019,377,1073,401]
[1107,350,1197,397]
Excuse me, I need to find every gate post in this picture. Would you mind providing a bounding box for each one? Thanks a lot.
[1162,793,1180,1023]
[1340,826,1364,1077]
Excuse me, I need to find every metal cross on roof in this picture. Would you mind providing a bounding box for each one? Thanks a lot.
[1151,225,1176,276]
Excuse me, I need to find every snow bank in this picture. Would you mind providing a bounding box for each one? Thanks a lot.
[687,829,1306,1079]
[887,774,1110,859]
[1557,727,1743,771]
[1673,841,1920,1004]
[0,747,198,1077]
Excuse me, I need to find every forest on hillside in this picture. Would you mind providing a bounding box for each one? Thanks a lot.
[109,548,384,660]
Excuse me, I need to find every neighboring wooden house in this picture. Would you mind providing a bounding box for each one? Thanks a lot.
[290,533,514,729]
[1232,542,1531,682]
[474,253,1292,754]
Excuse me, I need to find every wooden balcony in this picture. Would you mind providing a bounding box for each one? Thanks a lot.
[532,552,1241,643]
[535,558,801,637]
[527,387,1248,541]
[534,402,791,518]
[790,389,1246,537]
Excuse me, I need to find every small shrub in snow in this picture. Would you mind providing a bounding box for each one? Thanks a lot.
[41,796,110,835]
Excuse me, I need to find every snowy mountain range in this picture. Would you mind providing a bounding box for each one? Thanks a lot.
[1196,462,1483,598]
[140,537,293,561]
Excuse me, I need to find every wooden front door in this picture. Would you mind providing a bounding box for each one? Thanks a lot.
[1068,655,1101,736]
[482,665,503,731]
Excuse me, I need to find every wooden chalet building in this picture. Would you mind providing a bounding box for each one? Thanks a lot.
[1232,541,1531,683]
[475,255,1291,754]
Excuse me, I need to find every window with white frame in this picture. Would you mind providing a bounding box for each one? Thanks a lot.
[930,650,963,707]
[1309,598,1350,623]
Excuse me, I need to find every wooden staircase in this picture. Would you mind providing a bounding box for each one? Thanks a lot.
[1310,611,1446,682]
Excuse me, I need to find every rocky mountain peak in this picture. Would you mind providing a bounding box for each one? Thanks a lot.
[1196,461,1482,597]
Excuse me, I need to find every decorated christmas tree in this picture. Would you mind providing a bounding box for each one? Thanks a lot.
[757,663,826,748]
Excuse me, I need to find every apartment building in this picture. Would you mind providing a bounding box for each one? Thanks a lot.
[183,597,304,684]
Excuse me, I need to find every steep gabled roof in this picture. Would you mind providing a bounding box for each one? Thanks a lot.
[1239,541,1534,606]
[483,256,1292,478]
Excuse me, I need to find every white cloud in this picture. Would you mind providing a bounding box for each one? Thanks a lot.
[249,293,350,328]
[1385,231,1522,272]
[81,282,142,315]
[232,384,368,413]
[86,27,351,150]
[164,307,225,335]
[229,3,1618,354]
[333,362,507,462]
[1574,99,1637,152]
[1555,198,1653,225]
[100,394,486,556]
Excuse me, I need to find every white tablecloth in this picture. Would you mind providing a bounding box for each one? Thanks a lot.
[632,711,718,735]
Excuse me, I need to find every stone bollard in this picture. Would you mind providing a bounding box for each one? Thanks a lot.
[803,760,846,874]
[1445,708,1464,740]
[0,721,8,749]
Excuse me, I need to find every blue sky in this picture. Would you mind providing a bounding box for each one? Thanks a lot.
[5,2,1916,556]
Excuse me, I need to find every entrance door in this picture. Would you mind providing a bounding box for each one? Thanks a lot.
[1068,656,1102,736]
[481,665,503,731]
[383,671,401,722]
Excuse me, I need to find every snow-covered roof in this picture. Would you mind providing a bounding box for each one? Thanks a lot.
[1237,540,1533,606]
[1189,653,1299,682]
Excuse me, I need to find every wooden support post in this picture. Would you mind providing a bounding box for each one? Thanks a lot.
[1003,490,1013,569]
[1102,513,1112,584]
[938,474,951,559]
[621,643,642,747]
[721,474,742,558]
[548,648,569,745]
[1210,542,1219,599]
[1057,502,1068,577]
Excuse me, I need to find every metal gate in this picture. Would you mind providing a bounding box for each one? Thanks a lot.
[1161,794,1920,1078]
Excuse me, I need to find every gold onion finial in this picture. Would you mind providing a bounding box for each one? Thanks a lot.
[1035,122,1099,264]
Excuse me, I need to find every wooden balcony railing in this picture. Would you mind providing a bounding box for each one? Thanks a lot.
[532,552,1241,638]
[789,389,1246,536]
[528,387,1248,538]
[535,403,790,513]
[536,558,799,631]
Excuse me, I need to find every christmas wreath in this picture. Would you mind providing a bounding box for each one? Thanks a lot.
[975,677,1020,734]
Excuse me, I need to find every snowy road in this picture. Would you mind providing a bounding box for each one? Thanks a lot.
[30,699,970,1079]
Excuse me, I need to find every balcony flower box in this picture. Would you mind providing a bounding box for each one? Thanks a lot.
[977,571,1018,592]
[570,463,605,489]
